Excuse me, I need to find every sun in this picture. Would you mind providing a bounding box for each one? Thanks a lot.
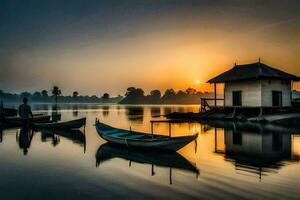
[195,80,200,85]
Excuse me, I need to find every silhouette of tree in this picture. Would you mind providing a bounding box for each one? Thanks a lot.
[125,87,144,98]
[73,91,79,101]
[0,90,4,101]
[186,88,197,95]
[162,89,175,98]
[41,90,48,98]
[161,89,176,103]
[20,92,31,99]
[119,87,145,104]
[52,86,61,105]
[102,93,110,102]
[177,90,186,96]
[150,90,161,99]
[0,86,213,104]
[149,89,161,103]
[33,91,42,101]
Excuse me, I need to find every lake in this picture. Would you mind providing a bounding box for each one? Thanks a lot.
[1,104,300,200]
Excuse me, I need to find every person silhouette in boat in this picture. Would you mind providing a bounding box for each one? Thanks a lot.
[18,97,33,128]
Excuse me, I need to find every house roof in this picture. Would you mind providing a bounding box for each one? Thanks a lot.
[208,62,300,83]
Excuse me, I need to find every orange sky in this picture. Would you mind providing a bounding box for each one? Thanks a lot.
[1,1,299,96]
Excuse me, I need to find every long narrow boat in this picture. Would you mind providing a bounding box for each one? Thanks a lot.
[2,108,18,117]
[95,119,198,151]
[34,118,86,129]
[3,114,51,127]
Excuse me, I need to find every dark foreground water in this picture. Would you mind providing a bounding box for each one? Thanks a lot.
[1,104,300,200]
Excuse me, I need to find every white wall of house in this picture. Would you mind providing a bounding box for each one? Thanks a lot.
[224,80,262,107]
[224,79,291,107]
[261,79,291,107]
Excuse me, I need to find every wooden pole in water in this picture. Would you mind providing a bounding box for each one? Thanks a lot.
[169,122,171,137]
[83,135,86,154]
[0,126,2,143]
[151,164,155,176]
[214,127,217,152]
[214,83,217,107]
[169,168,172,185]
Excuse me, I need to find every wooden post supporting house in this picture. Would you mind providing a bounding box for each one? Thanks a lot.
[169,122,172,137]
[151,123,153,134]
[214,83,217,107]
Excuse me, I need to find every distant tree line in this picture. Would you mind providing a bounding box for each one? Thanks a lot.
[119,87,215,104]
[0,86,123,104]
[1,86,217,105]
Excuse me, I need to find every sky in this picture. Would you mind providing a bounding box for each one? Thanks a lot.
[0,0,299,96]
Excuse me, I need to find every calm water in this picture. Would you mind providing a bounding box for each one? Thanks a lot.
[1,104,300,200]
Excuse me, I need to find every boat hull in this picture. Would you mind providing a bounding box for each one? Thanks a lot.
[34,118,86,129]
[2,114,51,128]
[95,120,198,151]
[2,108,17,117]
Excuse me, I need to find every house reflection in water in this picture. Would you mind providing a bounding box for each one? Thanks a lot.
[210,121,299,180]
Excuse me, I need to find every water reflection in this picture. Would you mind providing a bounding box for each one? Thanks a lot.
[14,126,86,154]
[163,107,172,115]
[102,105,110,117]
[72,104,78,117]
[51,104,61,122]
[17,127,34,155]
[1,104,300,199]
[40,129,86,152]
[0,126,3,143]
[41,130,60,146]
[150,107,161,117]
[96,143,199,184]
[125,106,144,123]
[207,121,298,180]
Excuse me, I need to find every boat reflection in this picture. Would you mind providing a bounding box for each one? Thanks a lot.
[41,130,60,146]
[96,143,199,184]
[207,121,299,180]
[40,129,86,152]
[15,127,86,154]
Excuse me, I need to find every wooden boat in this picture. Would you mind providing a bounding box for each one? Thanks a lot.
[3,114,51,127]
[34,118,86,129]
[2,108,17,117]
[95,119,198,151]
[96,143,199,174]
